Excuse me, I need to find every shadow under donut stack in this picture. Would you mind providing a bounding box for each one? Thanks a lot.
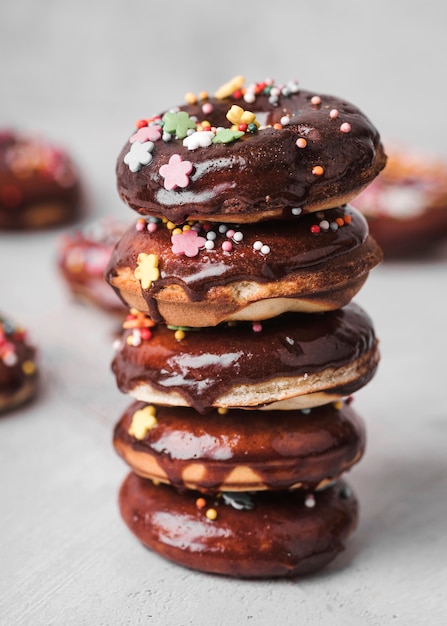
[107,76,386,578]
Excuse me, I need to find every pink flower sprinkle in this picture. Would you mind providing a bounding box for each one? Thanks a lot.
[171,229,206,257]
[130,125,162,143]
[159,154,193,191]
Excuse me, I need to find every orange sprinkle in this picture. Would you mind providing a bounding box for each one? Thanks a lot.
[196,497,206,509]
[312,165,325,176]
[273,123,282,130]
[335,217,345,227]
[296,138,307,149]
[343,214,352,224]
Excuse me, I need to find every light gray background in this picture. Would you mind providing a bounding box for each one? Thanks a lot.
[1,2,446,625]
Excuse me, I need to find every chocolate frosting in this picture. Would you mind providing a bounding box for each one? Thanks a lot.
[116,85,386,223]
[111,303,378,413]
[0,131,81,229]
[106,205,381,322]
[114,400,365,492]
[119,473,358,578]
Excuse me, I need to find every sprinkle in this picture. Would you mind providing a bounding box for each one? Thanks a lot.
[340,122,352,133]
[305,494,316,508]
[330,222,339,231]
[184,92,197,104]
[296,138,307,148]
[212,128,244,144]
[174,329,186,341]
[319,220,330,231]
[140,327,152,341]
[280,115,290,126]
[340,485,352,499]
[232,231,243,243]
[183,130,215,150]
[128,405,158,439]
[205,240,215,250]
[134,253,159,289]
[202,102,213,115]
[22,361,36,376]
[206,231,217,240]
[215,75,245,100]
[301,408,311,415]
[217,407,228,415]
[226,229,235,239]
[343,213,352,224]
[226,104,260,128]
[162,111,196,139]
[329,109,339,119]
[260,244,270,255]
[333,401,343,410]
[222,241,232,252]
[135,119,148,129]
[199,91,209,101]
[253,240,263,251]
[336,217,345,227]
[273,123,282,130]
[130,125,162,144]
[123,141,154,172]
[159,154,193,190]
[252,322,262,332]
[196,497,206,509]
[312,165,324,176]
[311,95,321,106]
[205,508,218,521]
[292,207,302,216]
[136,218,146,232]
[310,224,321,234]
[218,224,228,234]
[171,229,206,257]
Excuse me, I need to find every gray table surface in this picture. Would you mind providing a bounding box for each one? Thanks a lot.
[1,2,446,624]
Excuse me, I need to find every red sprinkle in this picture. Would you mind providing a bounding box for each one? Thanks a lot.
[140,328,152,341]
[136,119,148,129]
[310,224,321,234]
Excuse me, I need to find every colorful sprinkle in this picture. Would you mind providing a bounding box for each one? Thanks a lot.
[174,329,186,341]
[205,508,218,521]
[134,253,160,289]
[312,165,325,176]
[305,494,316,508]
[329,109,339,119]
[340,122,352,133]
[296,138,307,148]
[183,130,215,150]
[196,497,206,509]
[128,405,158,440]
[162,111,196,139]
[214,75,245,99]
[123,141,154,172]
[252,322,263,332]
[159,154,193,190]
[130,125,162,144]
[212,128,244,144]
[311,95,321,106]
[171,228,206,257]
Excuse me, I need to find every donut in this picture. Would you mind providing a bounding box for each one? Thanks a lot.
[119,473,358,578]
[0,130,82,229]
[116,77,386,224]
[113,399,365,493]
[57,216,129,314]
[352,147,447,257]
[0,314,38,413]
[111,303,379,414]
[106,205,382,327]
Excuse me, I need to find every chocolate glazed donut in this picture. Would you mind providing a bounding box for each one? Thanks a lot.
[111,302,379,414]
[116,79,386,224]
[114,400,365,493]
[119,473,358,578]
[106,205,383,326]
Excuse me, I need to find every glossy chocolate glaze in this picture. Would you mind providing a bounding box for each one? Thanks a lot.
[0,315,37,412]
[114,400,365,492]
[106,205,382,323]
[116,83,386,223]
[119,473,358,578]
[111,303,378,414]
[0,130,82,229]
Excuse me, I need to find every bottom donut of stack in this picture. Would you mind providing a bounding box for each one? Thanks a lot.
[111,306,379,578]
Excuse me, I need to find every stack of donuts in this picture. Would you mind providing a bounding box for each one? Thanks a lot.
[107,76,386,578]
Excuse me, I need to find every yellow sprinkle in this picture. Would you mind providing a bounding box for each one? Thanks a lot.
[183,224,191,231]
[205,508,218,521]
[174,329,186,341]
[217,407,228,415]
[126,336,135,346]
[172,227,183,235]
[333,401,343,411]
[184,91,197,105]
[199,91,209,101]
[214,75,245,100]
[166,221,176,230]
[128,405,158,439]
[22,360,36,375]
